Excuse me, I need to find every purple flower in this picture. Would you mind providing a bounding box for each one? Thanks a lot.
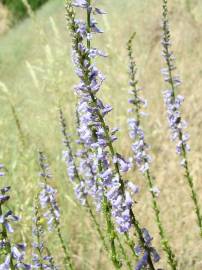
[135,228,160,270]
[161,3,190,164]
[38,152,60,231]
[32,199,58,270]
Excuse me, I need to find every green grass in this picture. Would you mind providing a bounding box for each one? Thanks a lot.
[0,0,202,269]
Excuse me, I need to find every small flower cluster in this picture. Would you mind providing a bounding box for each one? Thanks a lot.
[161,0,190,164]
[0,164,31,270]
[59,108,89,206]
[135,228,160,270]
[128,119,151,174]
[32,198,57,269]
[38,152,60,231]
[127,36,152,174]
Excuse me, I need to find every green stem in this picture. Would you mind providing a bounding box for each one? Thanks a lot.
[34,200,44,270]
[146,171,177,269]
[86,200,109,253]
[55,222,74,270]
[130,210,155,270]
[103,197,121,269]
[124,232,138,259]
[116,235,133,270]
[182,150,202,237]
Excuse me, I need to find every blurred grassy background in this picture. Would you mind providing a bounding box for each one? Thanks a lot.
[0,0,202,269]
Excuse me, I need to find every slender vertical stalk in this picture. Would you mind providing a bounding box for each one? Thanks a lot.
[33,199,44,270]
[86,200,109,253]
[102,197,121,269]
[116,236,133,270]
[146,171,177,269]
[127,33,177,269]
[162,0,202,237]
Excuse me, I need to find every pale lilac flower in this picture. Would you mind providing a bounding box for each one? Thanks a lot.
[38,152,60,231]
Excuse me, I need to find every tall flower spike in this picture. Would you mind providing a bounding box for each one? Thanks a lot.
[59,108,89,205]
[0,165,31,270]
[161,0,202,237]
[65,1,159,269]
[38,152,74,270]
[60,108,133,269]
[127,33,177,270]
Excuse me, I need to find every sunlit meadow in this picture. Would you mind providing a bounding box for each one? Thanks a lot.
[0,0,202,269]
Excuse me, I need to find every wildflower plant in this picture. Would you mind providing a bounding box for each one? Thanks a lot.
[161,0,202,237]
[0,164,31,270]
[32,195,57,270]
[65,0,160,269]
[38,152,74,270]
[127,34,177,269]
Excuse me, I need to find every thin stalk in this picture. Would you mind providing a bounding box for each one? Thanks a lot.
[47,188,73,270]
[116,236,133,270]
[10,102,26,148]
[146,171,177,269]
[55,221,73,270]
[103,197,121,269]
[86,200,109,253]
[33,199,44,270]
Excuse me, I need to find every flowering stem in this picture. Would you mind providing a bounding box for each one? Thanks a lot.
[39,152,74,270]
[60,109,127,268]
[66,2,156,268]
[60,108,111,255]
[162,0,202,237]
[48,193,73,270]
[90,92,156,269]
[127,32,177,269]
[84,8,156,268]
[85,4,121,268]
[129,210,155,270]
[0,205,15,270]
